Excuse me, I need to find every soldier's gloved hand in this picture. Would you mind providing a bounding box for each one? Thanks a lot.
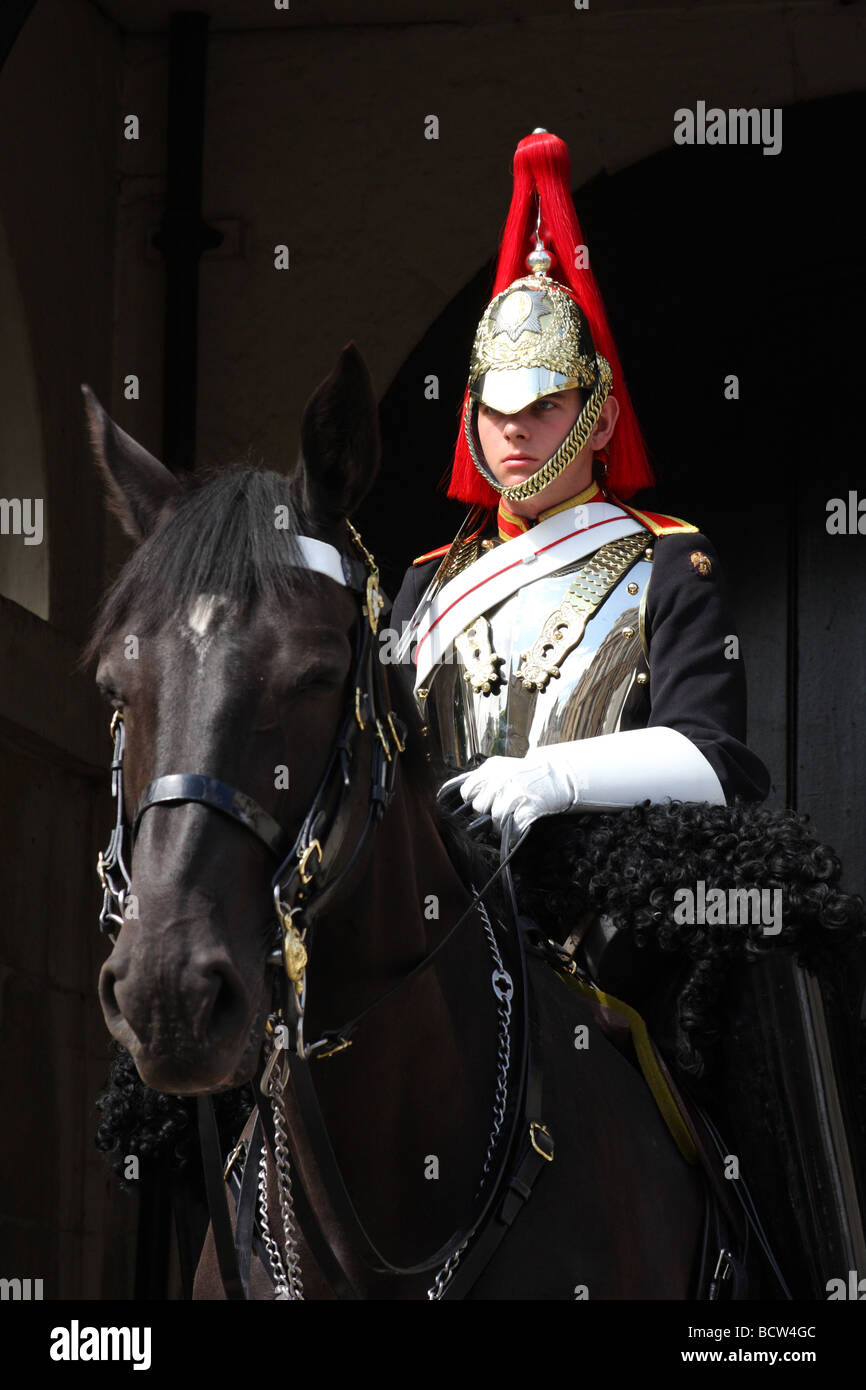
[458,753,579,835]
[457,728,726,834]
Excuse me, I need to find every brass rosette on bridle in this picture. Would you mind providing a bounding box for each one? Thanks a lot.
[464,275,613,503]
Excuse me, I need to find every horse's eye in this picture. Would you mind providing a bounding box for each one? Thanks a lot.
[301,674,338,691]
[97,682,124,710]
[293,665,344,694]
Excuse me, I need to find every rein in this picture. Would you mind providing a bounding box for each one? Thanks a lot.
[95,521,556,1300]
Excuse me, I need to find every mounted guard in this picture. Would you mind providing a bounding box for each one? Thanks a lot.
[391,129,866,1298]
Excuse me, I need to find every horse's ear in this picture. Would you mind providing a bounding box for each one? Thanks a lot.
[293,343,380,526]
[81,384,184,541]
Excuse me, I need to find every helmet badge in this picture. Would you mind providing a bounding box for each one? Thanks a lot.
[492,288,553,343]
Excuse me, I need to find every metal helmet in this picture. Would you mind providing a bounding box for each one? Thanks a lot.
[463,252,613,503]
[448,130,653,508]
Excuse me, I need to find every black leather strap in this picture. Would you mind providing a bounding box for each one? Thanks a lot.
[269,622,398,926]
[135,774,288,857]
[197,1096,245,1301]
[232,1115,262,1298]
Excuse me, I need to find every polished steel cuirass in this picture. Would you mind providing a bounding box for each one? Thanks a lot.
[421,551,653,771]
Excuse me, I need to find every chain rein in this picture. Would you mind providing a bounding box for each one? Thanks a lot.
[258,891,513,1301]
[258,1060,305,1300]
[425,897,513,1300]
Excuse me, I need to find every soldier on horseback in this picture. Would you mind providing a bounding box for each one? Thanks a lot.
[391,129,768,820]
[390,129,866,1298]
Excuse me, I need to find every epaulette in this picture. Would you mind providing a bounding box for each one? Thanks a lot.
[412,543,452,567]
[412,512,490,567]
[615,499,699,538]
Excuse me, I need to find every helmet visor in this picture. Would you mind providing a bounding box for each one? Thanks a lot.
[469,368,585,416]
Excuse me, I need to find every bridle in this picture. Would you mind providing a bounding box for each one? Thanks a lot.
[95,520,555,1300]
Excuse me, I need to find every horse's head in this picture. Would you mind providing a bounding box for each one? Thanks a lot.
[84,345,382,1094]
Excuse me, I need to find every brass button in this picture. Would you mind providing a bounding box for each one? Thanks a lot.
[627,582,639,595]
[481,539,495,551]
[417,687,428,699]
[622,627,635,639]
[636,672,648,686]
[644,547,654,562]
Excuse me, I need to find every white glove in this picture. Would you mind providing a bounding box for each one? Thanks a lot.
[457,727,725,834]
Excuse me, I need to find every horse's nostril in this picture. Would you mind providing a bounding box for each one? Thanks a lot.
[199,960,247,1049]
[98,961,122,1026]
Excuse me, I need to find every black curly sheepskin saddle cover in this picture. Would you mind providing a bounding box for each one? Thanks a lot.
[507,797,866,1297]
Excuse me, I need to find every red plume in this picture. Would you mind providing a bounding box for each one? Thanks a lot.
[447,130,654,505]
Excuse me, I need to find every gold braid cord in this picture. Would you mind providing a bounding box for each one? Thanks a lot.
[466,354,613,503]
[345,519,384,635]
[345,518,377,575]
[518,531,650,691]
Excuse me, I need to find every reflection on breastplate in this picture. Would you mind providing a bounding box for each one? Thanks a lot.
[423,553,653,770]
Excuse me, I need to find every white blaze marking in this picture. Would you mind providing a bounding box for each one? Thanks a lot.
[182,595,233,665]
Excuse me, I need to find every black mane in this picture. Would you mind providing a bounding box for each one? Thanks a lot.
[83,466,318,666]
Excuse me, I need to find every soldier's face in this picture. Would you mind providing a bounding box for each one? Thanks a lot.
[477,388,583,492]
